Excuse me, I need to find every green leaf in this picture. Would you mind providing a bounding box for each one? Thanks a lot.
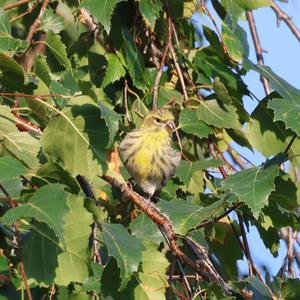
[158,199,227,235]
[138,0,163,28]
[34,162,80,194]
[223,164,279,217]
[0,9,9,34]
[222,23,248,61]
[246,96,291,157]
[44,31,71,69]
[2,184,68,240]
[134,241,169,300]
[0,52,29,89]
[55,195,93,285]
[39,9,64,34]
[0,9,29,54]
[0,156,27,197]
[81,263,103,292]
[179,109,213,138]
[281,279,300,300]
[0,102,40,170]
[122,30,148,91]
[41,96,109,180]
[176,161,204,194]
[34,55,51,86]
[235,0,271,10]
[80,0,123,33]
[196,100,241,129]
[244,59,300,136]
[130,214,164,244]
[102,53,126,88]
[246,276,273,298]
[98,101,121,148]
[23,222,61,286]
[102,223,144,290]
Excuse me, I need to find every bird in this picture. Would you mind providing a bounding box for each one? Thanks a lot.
[119,108,181,198]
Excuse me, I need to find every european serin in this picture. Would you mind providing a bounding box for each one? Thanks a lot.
[119,109,181,197]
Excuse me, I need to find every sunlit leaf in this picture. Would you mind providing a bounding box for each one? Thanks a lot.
[55,195,93,285]
[80,0,123,33]
[223,164,279,218]
[41,96,109,180]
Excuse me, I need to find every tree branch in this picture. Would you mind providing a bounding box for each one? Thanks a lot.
[3,0,32,11]
[152,21,172,109]
[271,1,300,42]
[101,175,233,295]
[246,11,271,95]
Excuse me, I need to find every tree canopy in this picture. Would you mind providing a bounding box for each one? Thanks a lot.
[0,0,300,299]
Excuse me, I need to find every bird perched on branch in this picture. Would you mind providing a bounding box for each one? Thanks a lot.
[119,109,181,198]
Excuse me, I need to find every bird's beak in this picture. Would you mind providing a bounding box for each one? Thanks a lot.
[166,120,176,131]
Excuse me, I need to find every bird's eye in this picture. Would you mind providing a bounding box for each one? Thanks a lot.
[155,118,161,123]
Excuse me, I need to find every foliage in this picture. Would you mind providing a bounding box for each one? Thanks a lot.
[0,0,299,299]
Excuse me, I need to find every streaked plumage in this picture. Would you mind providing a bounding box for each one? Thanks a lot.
[119,109,181,197]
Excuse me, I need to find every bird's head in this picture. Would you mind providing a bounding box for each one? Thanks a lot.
[140,109,175,133]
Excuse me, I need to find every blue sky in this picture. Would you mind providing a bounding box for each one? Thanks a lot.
[193,0,300,278]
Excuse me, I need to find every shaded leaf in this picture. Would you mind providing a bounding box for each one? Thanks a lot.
[2,184,68,240]
[0,53,29,89]
[158,199,226,235]
[23,222,61,286]
[81,263,103,292]
[0,156,27,198]
[102,223,144,290]
[179,108,213,138]
[246,276,273,298]
[122,30,148,91]
[44,31,71,69]
[130,214,164,244]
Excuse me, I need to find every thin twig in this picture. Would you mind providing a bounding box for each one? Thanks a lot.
[26,0,49,42]
[284,133,297,154]
[246,11,271,95]
[168,30,189,101]
[3,0,32,10]
[9,1,40,23]
[0,92,72,99]
[152,22,172,109]
[271,1,300,42]
[188,203,242,232]
[0,184,33,300]
[124,79,131,121]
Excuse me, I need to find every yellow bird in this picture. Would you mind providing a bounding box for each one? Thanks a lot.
[119,109,181,197]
